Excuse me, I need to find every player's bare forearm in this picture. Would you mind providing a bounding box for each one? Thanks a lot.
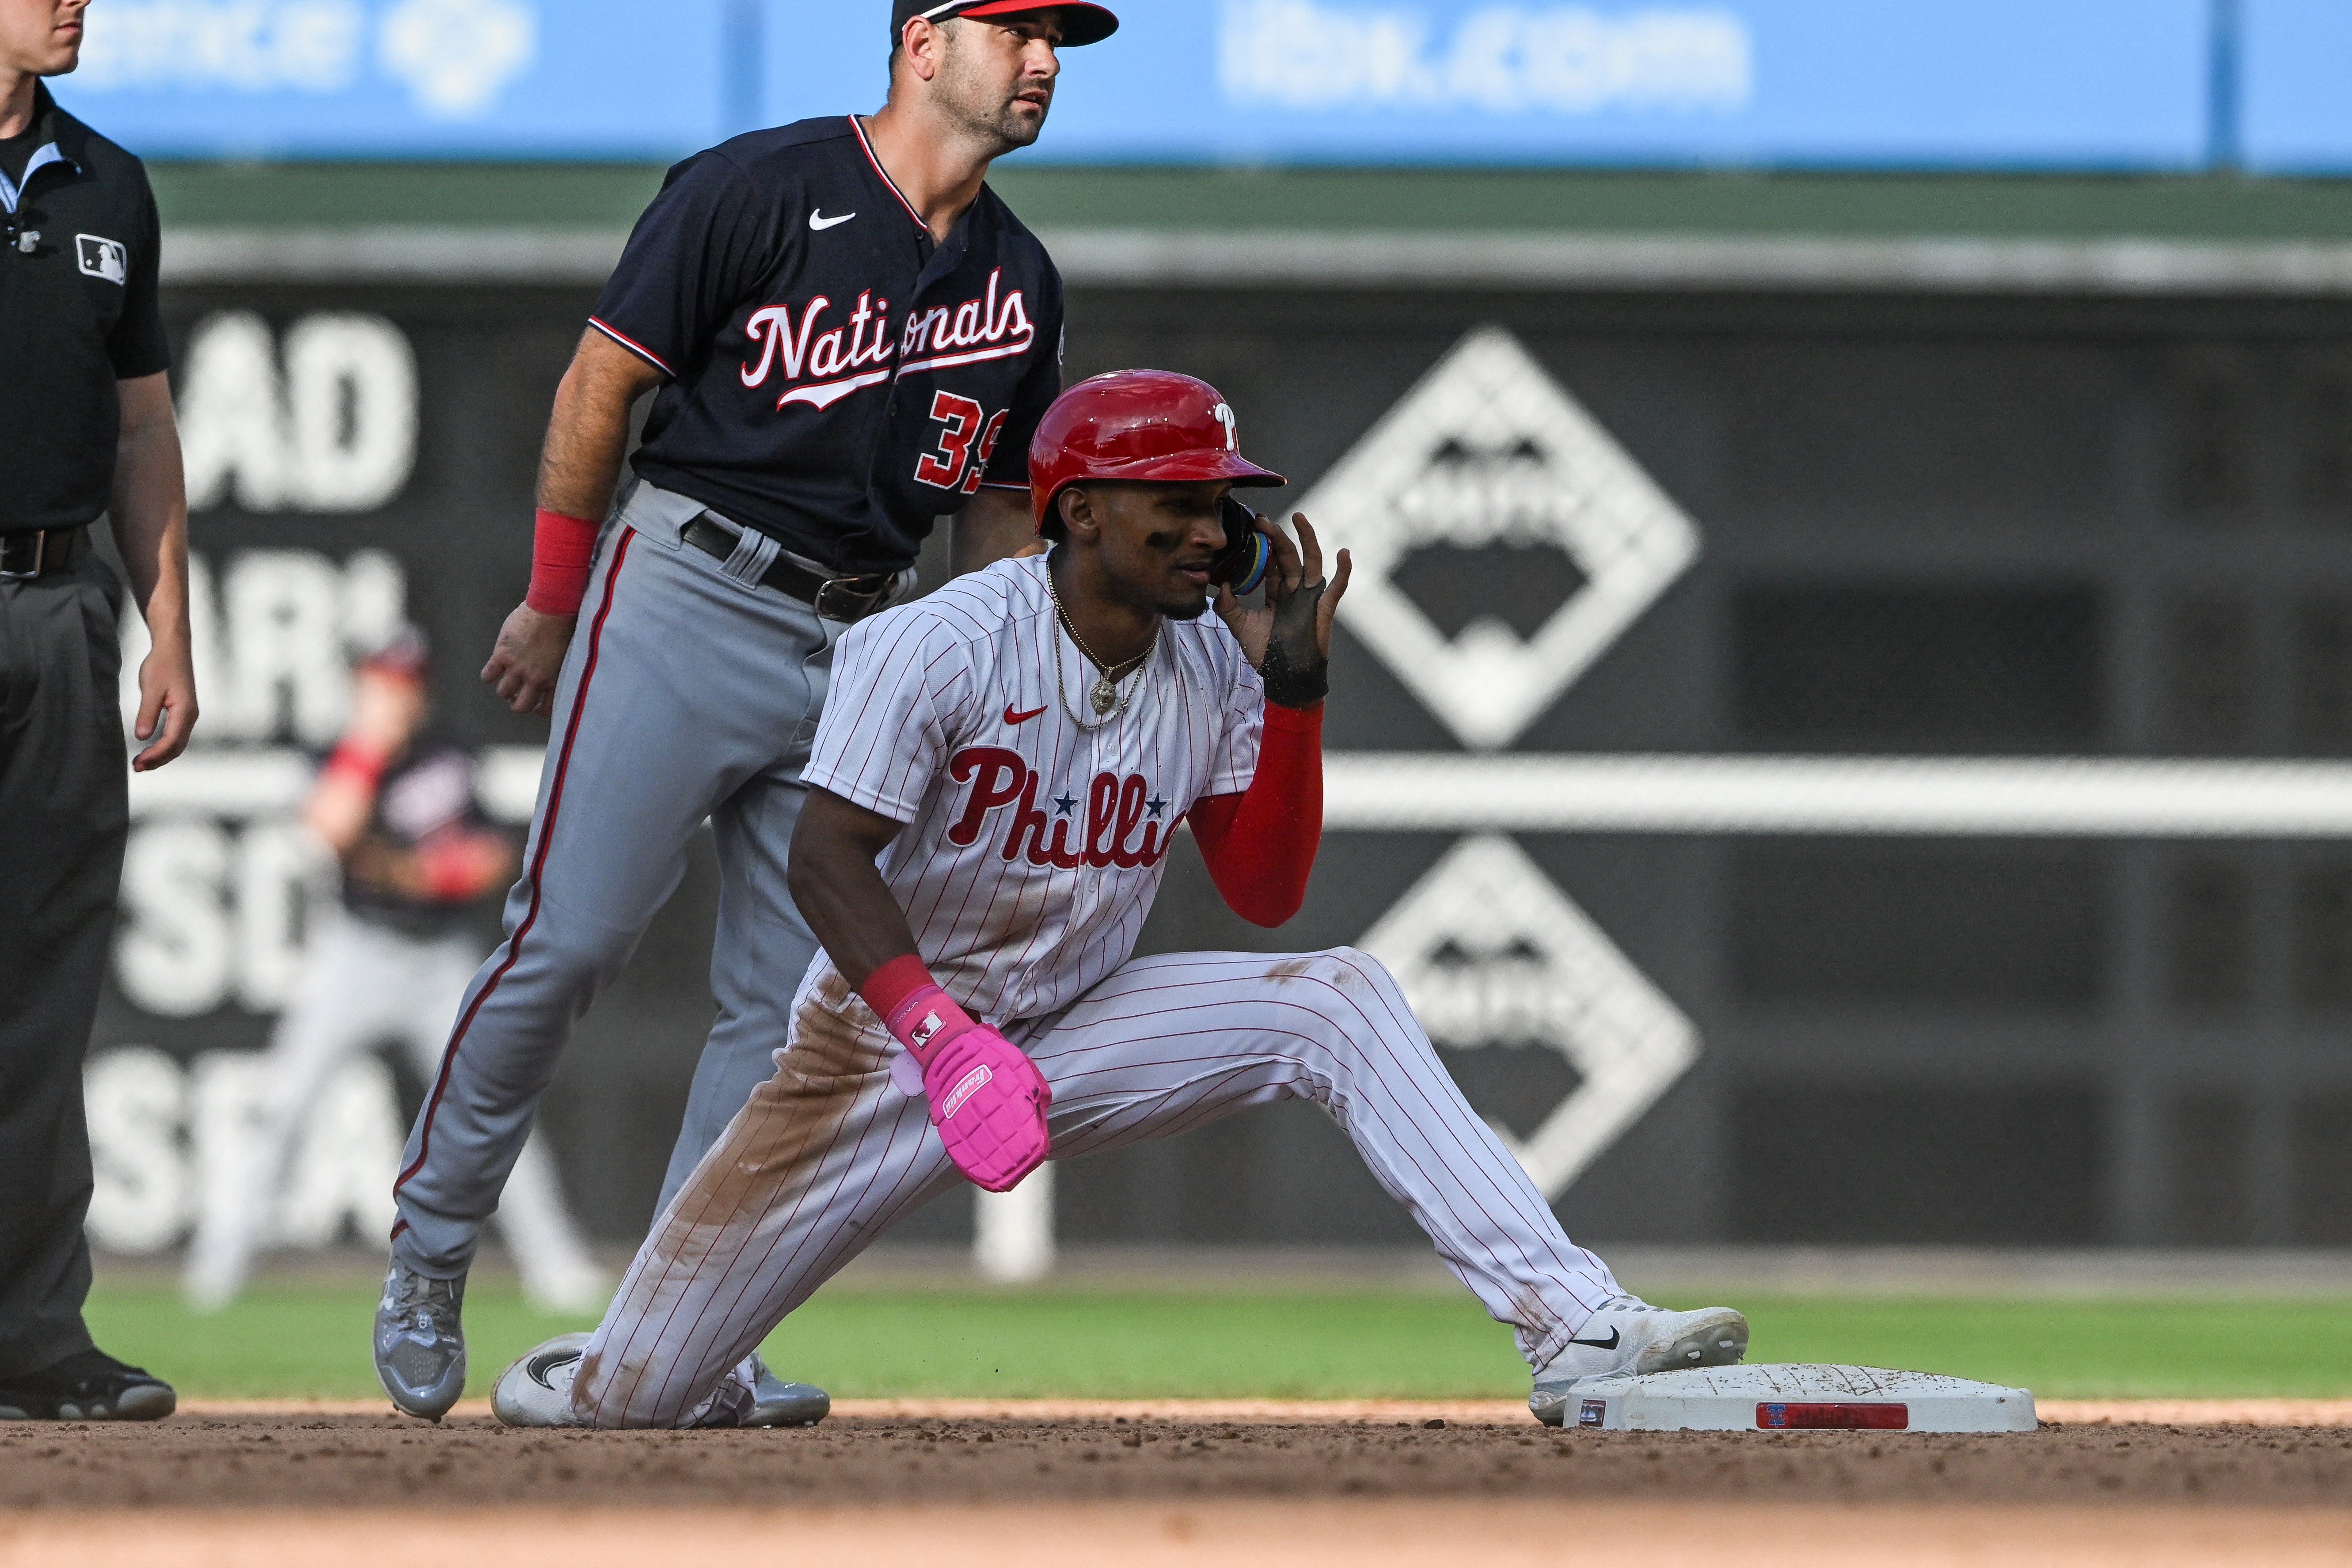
[950,487,1045,577]
[787,788,924,987]
[537,327,665,519]
[109,372,198,771]
[485,332,663,717]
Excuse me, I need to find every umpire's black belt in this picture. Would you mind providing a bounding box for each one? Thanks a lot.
[0,524,89,580]
[681,516,901,623]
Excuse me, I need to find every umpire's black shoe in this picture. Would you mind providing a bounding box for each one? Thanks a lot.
[0,1349,177,1421]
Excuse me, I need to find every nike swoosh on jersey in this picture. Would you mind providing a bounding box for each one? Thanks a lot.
[809,210,856,231]
[1003,703,1047,725]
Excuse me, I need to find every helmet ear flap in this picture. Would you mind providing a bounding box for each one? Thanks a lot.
[1209,497,1271,595]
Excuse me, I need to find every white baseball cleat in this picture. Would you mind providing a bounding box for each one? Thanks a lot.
[492,1336,776,1429]
[491,1331,590,1427]
[1528,1296,1750,1427]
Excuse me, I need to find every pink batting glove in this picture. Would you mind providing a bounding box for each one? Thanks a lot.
[877,976,1052,1193]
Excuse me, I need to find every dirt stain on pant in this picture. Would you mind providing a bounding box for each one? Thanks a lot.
[578,972,890,1416]
[655,971,888,1266]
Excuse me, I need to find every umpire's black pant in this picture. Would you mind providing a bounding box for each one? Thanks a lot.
[0,551,125,1379]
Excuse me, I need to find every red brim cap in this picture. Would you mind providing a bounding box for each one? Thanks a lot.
[954,1,1119,46]
[1033,452,1286,525]
[1085,449,1287,487]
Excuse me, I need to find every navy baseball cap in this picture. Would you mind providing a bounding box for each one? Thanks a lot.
[357,624,430,681]
[892,0,1119,47]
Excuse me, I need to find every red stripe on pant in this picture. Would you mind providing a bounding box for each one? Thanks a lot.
[391,529,636,1235]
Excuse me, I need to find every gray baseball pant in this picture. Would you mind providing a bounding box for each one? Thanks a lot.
[391,481,842,1279]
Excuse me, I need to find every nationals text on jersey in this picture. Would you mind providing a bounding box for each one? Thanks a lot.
[740,266,1037,413]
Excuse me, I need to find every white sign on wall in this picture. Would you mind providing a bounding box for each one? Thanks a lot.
[1360,835,1697,1199]
[1324,327,1706,1200]
[85,1046,404,1256]
[1308,325,1700,752]
[113,547,408,1016]
[178,311,419,515]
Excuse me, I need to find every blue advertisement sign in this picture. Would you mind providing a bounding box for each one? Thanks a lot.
[51,0,732,160]
[2242,0,2352,174]
[774,0,2212,171]
[55,0,2216,170]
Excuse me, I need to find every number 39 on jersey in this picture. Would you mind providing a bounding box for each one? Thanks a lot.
[915,392,1011,495]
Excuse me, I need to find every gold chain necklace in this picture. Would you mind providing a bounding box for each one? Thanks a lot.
[1045,571,1156,728]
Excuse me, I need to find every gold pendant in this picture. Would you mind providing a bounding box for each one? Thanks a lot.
[1089,674,1118,715]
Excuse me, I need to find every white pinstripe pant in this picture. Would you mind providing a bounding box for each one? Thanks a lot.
[571,947,1625,1428]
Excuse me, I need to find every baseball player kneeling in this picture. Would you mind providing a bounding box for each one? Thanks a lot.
[490,370,1750,1430]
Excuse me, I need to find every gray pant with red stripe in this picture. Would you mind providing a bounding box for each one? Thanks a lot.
[570,949,1626,1428]
[391,480,842,1279]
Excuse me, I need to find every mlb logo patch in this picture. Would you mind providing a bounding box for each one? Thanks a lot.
[76,234,126,285]
[1577,1399,1607,1428]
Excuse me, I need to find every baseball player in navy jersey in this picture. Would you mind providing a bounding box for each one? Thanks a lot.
[373,0,1118,1423]
[486,371,1750,1431]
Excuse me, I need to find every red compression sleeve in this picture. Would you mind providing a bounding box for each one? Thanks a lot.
[1190,702,1323,927]
[525,509,598,615]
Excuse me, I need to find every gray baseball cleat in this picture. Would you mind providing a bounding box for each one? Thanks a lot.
[374,1260,468,1420]
[745,1355,830,1427]
[1528,1296,1749,1427]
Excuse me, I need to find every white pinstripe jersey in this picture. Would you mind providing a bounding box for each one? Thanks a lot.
[800,554,1265,1025]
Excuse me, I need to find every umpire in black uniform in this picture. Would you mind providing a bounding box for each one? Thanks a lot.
[0,0,197,1420]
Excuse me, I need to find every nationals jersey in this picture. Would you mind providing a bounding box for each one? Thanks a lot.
[800,554,1265,1025]
[589,115,1064,575]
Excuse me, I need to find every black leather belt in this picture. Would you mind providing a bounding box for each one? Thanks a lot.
[680,516,901,623]
[0,525,88,580]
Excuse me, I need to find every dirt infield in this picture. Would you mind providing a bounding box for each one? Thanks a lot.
[5,1502,2351,1568]
[7,1409,2351,1565]
[6,1408,2352,1512]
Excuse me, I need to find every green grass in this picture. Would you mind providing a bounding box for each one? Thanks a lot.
[80,1283,2352,1403]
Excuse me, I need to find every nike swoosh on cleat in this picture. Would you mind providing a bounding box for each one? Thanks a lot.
[809,210,855,231]
[526,1349,584,1390]
[1003,703,1047,724]
[1567,1327,1621,1350]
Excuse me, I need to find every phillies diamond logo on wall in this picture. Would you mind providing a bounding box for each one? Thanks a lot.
[1300,326,1701,750]
[1359,835,1697,1200]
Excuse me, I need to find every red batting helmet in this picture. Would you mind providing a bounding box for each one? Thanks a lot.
[1028,369,1285,529]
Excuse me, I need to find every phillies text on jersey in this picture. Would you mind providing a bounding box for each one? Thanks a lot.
[799,555,1265,1025]
[589,116,1064,575]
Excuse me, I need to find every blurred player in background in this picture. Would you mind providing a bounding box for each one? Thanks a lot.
[183,631,607,1313]
[489,372,1749,1431]
[377,0,1115,1424]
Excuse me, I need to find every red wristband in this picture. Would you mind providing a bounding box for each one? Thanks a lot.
[320,738,392,792]
[525,508,598,616]
[415,831,505,902]
[859,954,936,1022]
[857,953,976,1063]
